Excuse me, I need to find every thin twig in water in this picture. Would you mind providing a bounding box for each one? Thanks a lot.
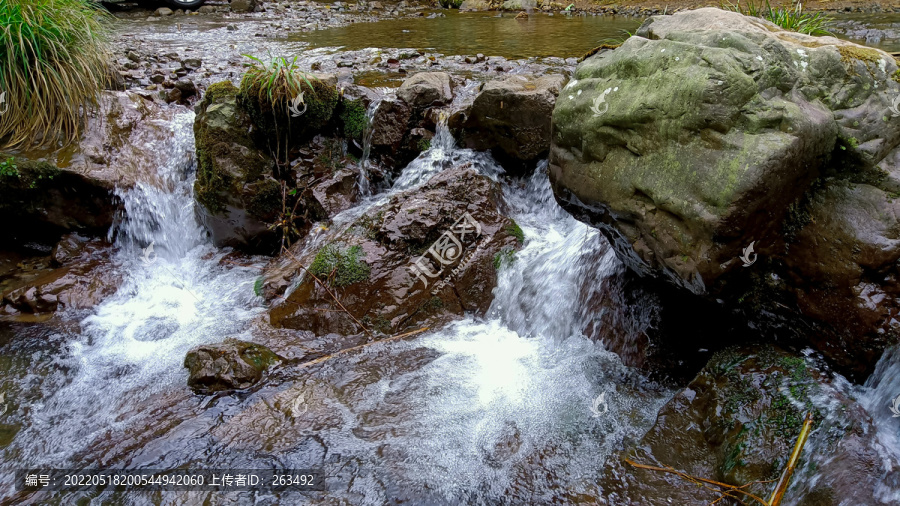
[624,458,771,506]
[295,327,430,369]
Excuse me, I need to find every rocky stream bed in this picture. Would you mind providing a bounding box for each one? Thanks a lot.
[2,3,900,505]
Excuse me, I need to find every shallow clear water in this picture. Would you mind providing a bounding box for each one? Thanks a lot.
[292,11,642,59]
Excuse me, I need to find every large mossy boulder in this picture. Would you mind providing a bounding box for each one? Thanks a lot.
[549,8,900,378]
[184,339,279,393]
[262,165,522,337]
[597,346,900,505]
[193,81,280,252]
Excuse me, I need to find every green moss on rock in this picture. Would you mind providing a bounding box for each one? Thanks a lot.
[309,243,371,287]
[338,98,367,139]
[238,73,339,158]
[194,81,271,216]
[506,220,525,244]
[247,179,283,221]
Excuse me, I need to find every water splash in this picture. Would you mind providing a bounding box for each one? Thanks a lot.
[2,97,668,505]
[0,109,266,489]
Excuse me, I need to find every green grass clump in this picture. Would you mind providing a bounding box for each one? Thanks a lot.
[308,244,371,287]
[506,220,525,244]
[725,0,832,35]
[0,0,113,149]
[238,54,339,162]
[439,0,464,8]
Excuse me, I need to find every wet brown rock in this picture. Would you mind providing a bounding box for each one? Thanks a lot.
[1,238,119,315]
[184,338,279,393]
[310,168,359,217]
[262,165,521,337]
[397,72,453,110]
[371,98,412,152]
[597,346,900,505]
[2,91,180,243]
[457,74,565,171]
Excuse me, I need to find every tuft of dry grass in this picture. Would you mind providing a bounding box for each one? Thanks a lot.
[0,0,113,149]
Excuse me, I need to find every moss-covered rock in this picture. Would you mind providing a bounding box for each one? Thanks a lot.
[596,345,900,505]
[183,338,279,393]
[338,98,368,140]
[549,7,900,379]
[237,72,339,160]
[193,81,281,252]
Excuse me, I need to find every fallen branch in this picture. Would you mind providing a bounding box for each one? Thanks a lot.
[625,458,771,506]
[280,246,373,337]
[295,327,430,369]
[768,412,815,506]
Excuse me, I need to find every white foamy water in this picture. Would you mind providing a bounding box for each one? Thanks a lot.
[0,110,266,496]
[5,98,662,505]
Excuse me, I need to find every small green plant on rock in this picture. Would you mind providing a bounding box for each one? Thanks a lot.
[238,54,339,163]
[725,0,832,35]
[0,157,18,178]
[506,220,525,244]
[309,243,371,287]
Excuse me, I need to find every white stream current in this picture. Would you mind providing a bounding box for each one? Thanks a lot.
[1,103,899,505]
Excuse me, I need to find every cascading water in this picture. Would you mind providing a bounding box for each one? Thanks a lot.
[0,110,266,501]
[855,347,900,502]
[1,105,670,505]
[356,94,385,197]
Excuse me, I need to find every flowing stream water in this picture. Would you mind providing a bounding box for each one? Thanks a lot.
[5,63,900,504]
[0,103,677,504]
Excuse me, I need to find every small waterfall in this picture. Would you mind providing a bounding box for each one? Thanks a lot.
[356,165,671,502]
[389,113,501,192]
[858,348,900,482]
[0,109,265,489]
[3,95,669,504]
[357,96,384,197]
